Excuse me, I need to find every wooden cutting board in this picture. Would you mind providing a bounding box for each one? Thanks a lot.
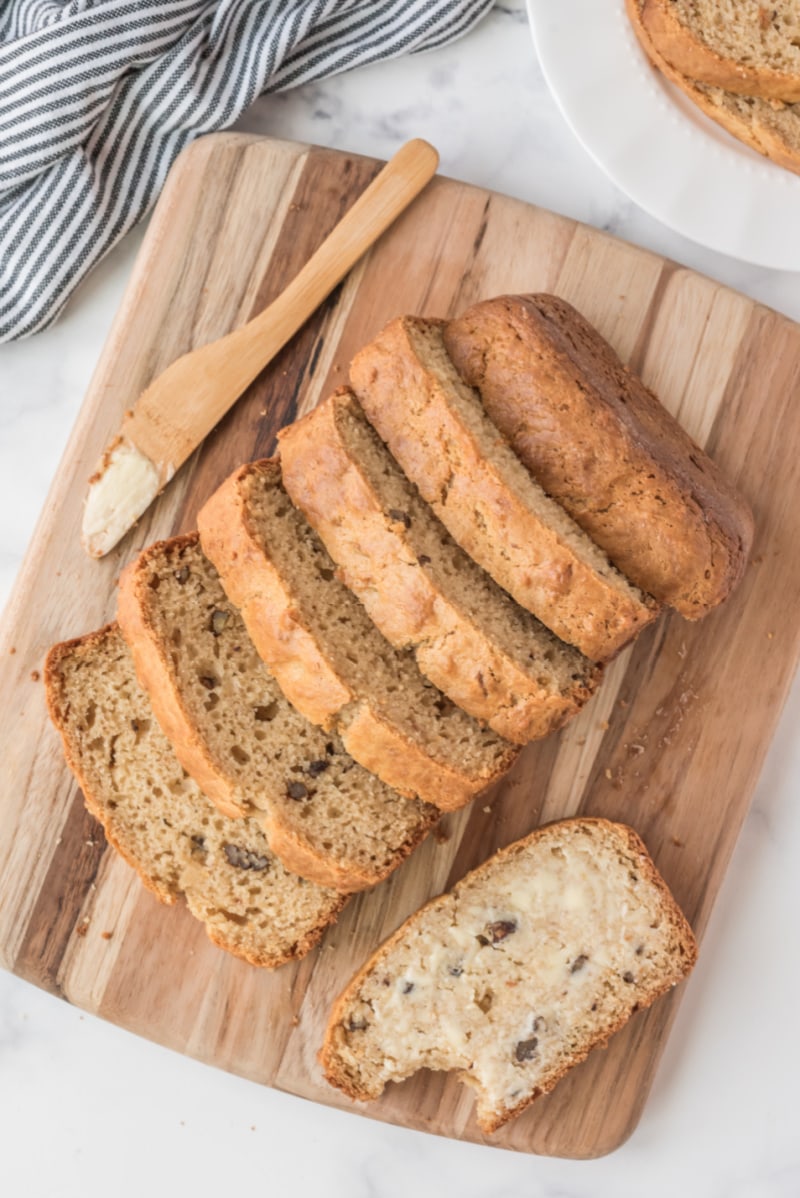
[2,133,799,1159]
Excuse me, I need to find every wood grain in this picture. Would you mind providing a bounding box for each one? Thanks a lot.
[1,133,799,1158]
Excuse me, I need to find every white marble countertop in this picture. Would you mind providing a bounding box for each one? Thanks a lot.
[1,2,799,1194]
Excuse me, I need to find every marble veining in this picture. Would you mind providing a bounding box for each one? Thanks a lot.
[1,1,799,1193]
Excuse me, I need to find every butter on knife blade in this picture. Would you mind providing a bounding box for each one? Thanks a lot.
[82,440,170,558]
[79,138,439,559]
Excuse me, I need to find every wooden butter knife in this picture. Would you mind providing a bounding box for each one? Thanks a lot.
[82,137,439,558]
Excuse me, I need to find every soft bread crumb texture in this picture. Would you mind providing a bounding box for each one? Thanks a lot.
[350,316,657,660]
[628,0,800,175]
[198,459,518,812]
[444,294,753,618]
[117,535,437,893]
[641,0,800,100]
[321,818,697,1133]
[278,390,601,746]
[44,625,345,967]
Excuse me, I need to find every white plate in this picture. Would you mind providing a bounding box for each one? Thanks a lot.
[527,0,800,270]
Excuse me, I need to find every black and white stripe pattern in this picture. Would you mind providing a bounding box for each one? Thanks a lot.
[0,0,493,342]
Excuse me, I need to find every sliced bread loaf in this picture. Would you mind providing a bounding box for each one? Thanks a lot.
[198,458,518,812]
[45,625,346,967]
[639,0,800,102]
[321,817,697,1133]
[444,294,754,618]
[627,0,800,176]
[278,389,601,745]
[117,534,438,893]
[349,316,657,661]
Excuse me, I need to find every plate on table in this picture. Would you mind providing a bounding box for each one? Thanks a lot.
[527,0,800,270]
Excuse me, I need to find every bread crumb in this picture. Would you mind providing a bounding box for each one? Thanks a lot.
[599,720,610,731]
[101,931,113,941]
[30,669,40,682]
[291,1014,300,1027]
[9,647,16,655]
[604,768,613,781]
[75,919,89,937]
[618,698,629,709]
[767,631,775,639]
[483,805,492,814]
[671,836,684,848]
[433,825,450,844]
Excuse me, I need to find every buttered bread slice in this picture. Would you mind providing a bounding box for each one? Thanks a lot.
[278,390,601,745]
[350,316,657,661]
[45,625,346,967]
[198,459,518,812]
[321,818,697,1133]
[117,534,437,893]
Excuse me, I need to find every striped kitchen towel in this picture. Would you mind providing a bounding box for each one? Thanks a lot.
[0,0,493,342]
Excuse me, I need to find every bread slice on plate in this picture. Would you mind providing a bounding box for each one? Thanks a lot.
[45,625,347,967]
[278,389,602,746]
[627,0,800,176]
[638,0,800,102]
[444,294,754,618]
[198,458,518,813]
[117,534,437,894]
[350,316,657,661]
[321,817,697,1133]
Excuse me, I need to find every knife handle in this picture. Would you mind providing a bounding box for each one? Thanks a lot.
[121,138,440,473]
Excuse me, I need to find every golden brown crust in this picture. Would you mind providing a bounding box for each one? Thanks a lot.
[117,533,245,820]
[627,0,800,176]
[44,626,178,907]
[444,294,754,619]
[119,532,437,894]
[640,0,800,102]
[263,802,437,895]
[44,627,346,968]
[278,390,599,745]
[319,817,698,1131]
[198,458,517,812]
[350,317,657,660]
[198,462,353,730]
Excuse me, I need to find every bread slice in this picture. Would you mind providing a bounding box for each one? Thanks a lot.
[117,534,437,893]
[321,817,697,1133]
[627,0,800,176]
[444,294,754,618]
[198,459,518,813]
[278,390,601,745]
[639,0,800,102]
[45,625,346,967]
[350,317,657,661]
